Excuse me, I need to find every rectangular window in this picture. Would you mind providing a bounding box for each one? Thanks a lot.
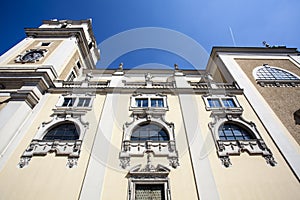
[222,99,236,108]
[135,184,165,200]
[208,98,221,108]
[76,61,81,69]
[88,42,93,49]
[77,98,91,107]
[135,98,148,107]
[41,42,51,47]
[62,97,76,107]
[67,71,76,81]
[151,98,164,107]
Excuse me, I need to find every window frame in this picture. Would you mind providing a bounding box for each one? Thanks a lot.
[129,180,169,200]
[56,95,93,108]
[253,64,300,87]
[42,122,80,141]
[218,122,255,141]
[203,95,241,111]
[130,94,168,109]
[130,122,170,142]
[253,64,300,81]
[40,42,52,47]
[67,71,76,81]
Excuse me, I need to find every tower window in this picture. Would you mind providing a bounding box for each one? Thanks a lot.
[41,42,51,47]
[88,42,93,49]
[67,72,76,81]
[43,123,79,140]
[77,61,82,69]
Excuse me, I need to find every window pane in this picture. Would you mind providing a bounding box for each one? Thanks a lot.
[43,123,79,140]
[135,98,148,107]
[151,98,164,107]
[77,98,91,107]
[256,66,299,80]
[222,99,236,107]
[62,98,76,107]
[131,123,169,141]
[208,99,221,107]
[218,123,253,141]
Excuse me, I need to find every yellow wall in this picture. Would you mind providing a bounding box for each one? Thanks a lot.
[100,94,199,199]
[0,94,106,200]
[196,94,300,200]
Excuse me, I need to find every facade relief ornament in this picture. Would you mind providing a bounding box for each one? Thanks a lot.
[120,93,179,169]
[18,103,89,168]
[209,109,276,167]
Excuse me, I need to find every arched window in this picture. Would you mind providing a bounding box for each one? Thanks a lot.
[131,123,169,141]
[255,65,299,80]
[43,122,79,140]
[218,123,254,140]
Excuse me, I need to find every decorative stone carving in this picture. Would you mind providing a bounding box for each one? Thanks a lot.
[120,154,130,169]
[127,162,171,200]
[220,156,232,168]
[18,157,31,168]
[67,157,79,168]
[19,140,82,168]
[120,93,179,169]
[209,109,276,167]
[18,106,89,168]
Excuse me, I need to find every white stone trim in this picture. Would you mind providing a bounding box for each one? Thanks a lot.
[218,53,300,179]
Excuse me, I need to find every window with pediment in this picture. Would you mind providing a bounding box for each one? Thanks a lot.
[18,94,93,168]
[127,157,171,200]
[119,93,178,169]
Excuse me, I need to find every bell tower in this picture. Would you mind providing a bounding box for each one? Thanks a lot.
[0,19,100,161]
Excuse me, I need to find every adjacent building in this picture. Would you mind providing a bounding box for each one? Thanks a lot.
[0,19,299,200]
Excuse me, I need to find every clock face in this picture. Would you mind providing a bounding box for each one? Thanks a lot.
[21,50,44,62]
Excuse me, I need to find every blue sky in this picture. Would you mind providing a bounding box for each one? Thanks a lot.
[1,0,299,69]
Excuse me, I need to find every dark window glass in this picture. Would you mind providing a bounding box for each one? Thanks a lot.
[88,42,93,49]
[208,98,221,107]
[41,42,50,46]
[135,98,148,107]
[222,99,236,107]
[151,98,164,107]
[131,123,169,141]
[218,123,254,140]
[77,61,81,69]
[43,123,79,140]
[77,98,91,107]
[62,97,76,107]
[67,72,76,81]
[135,184,165,200]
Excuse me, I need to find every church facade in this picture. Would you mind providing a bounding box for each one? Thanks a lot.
[0,19,299,200]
